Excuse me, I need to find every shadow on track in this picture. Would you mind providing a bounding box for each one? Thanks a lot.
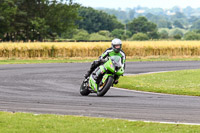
[87,95,135,98]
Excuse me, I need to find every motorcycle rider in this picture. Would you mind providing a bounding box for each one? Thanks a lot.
[84,38,126,84]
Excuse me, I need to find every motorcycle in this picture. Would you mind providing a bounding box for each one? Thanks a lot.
[80,56,124,96]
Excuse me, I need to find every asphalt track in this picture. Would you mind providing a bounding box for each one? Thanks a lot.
[0,61,200,124]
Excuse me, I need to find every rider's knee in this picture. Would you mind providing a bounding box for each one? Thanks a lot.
[91,60,100,67]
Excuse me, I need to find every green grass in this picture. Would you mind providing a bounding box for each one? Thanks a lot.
[0,58,95,64]
[0,112,200,133]
[116,69,200,96]
[0,57,200,64]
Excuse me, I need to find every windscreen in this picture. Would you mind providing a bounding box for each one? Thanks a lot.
[110,56,122,67]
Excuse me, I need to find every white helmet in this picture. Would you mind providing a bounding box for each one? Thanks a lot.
[111,38,122,53]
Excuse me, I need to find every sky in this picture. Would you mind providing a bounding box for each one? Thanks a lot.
[74,0,200,9]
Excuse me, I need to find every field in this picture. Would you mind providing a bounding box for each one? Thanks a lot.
[1,41,200,59]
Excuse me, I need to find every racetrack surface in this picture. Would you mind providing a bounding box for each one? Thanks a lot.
[0,61,200,123]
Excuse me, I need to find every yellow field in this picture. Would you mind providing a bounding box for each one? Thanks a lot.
[0,41,200,58]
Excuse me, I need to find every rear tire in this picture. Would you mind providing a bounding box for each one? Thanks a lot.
[80,81,90,96]
[97,76,114,97]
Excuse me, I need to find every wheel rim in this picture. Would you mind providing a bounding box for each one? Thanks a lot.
[98,79,107,92]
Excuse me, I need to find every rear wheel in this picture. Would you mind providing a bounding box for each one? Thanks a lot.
[80,81,90,96]
[97,76,114,97]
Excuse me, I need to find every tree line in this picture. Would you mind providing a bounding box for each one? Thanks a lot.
[74,7,200,41]
[0,0,79,41]
[1,1,200,42]
[62,7,159,41]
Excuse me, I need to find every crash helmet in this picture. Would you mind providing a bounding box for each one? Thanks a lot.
[111,38,122,53]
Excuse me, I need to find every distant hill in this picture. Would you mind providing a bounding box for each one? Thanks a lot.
[96,6,200,29]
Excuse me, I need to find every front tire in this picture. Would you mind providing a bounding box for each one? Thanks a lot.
[80,81,90,96]
[97,76,114,97]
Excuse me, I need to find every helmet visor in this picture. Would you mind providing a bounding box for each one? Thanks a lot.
[114,44,121,49]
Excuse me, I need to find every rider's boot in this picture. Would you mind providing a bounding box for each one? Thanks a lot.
[113,80,118,84]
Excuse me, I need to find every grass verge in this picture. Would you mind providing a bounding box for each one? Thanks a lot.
[0,58,94,64]
[0,112,200,133]
[0,57,200,64]
[116,69,200,96]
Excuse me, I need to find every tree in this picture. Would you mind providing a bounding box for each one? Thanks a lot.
[191,20,200,30]
[131,33,149,41]
[89,33,111,40]
[77,7,124,33]
[158,20,172,29]
[30,17,49,41]
[98,30,111,37]
[173,20,184,29]
[169,28,184,37]
[145,13,173,29]
[73,29,89,40]
[111,29,125,39]
[0,0,80,41]
[11,0,48,41]
[0,0,17,40]
[148,30,160,39]
[184,32,200,40]
[159,30,169,39]
[195,30,200,34]
[111,29,132,40]
[173,34,182,40]
[128,16,158,39]
[127,16,157,34]
[46,1,80,38]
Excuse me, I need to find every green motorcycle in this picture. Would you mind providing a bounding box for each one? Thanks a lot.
[80,56,124,97]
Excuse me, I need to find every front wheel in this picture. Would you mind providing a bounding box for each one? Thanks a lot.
[80,81,90,96]
[97,76,114,97]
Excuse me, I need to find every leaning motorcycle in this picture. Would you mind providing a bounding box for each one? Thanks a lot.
[80,56,124,97]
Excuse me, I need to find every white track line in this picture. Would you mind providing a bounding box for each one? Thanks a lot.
[4,111,200,126]
[127,119,200,126]
[30,112,200,125]
[124,70,177,76]
[113,87,200,97]
[113,87,177,96]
